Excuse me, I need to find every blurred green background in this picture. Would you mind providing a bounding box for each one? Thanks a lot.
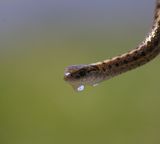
[1,0,160,144]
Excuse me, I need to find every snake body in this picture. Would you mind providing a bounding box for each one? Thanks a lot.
[64,0,160,91]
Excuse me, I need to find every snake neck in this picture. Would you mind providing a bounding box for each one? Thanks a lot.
[95,0,160,78]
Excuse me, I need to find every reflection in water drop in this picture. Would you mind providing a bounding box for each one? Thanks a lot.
[65,72,70,76]
[77,85,85,92]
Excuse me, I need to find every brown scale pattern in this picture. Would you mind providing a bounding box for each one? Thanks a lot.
[64,0,160,90]
[96,4,160,79]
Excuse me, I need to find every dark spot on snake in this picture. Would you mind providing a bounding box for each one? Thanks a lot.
[141,51,146,56]
[108,65,112,69]
[116,57,121,60]
[101,62,106,71]
[138,63,141,66]
[133,56,138,60]
[134,51,138,54]
[157,3,160,9]
[155,13,158,20]
[123,60,128,64]
[153,37,159,46]
[115,63,119,67]
[126,54,130,57]
[91,65,99,71]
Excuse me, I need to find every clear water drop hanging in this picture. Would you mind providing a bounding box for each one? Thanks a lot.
[77,85,85,92]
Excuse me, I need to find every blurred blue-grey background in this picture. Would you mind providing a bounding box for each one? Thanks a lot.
[1,0,160,144]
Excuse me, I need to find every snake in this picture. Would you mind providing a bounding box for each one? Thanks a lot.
[64,0,160,91]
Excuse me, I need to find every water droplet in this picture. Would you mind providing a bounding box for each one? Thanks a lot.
[77,85,85,92]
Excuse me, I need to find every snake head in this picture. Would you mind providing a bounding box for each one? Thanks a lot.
[64,65,88,91]
[64,64,103,91]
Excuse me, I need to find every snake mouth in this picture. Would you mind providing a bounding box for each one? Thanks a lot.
[64,72,70,81]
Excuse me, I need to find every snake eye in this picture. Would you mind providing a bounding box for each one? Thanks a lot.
[79,70,86,77]
[74,69,86,79]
